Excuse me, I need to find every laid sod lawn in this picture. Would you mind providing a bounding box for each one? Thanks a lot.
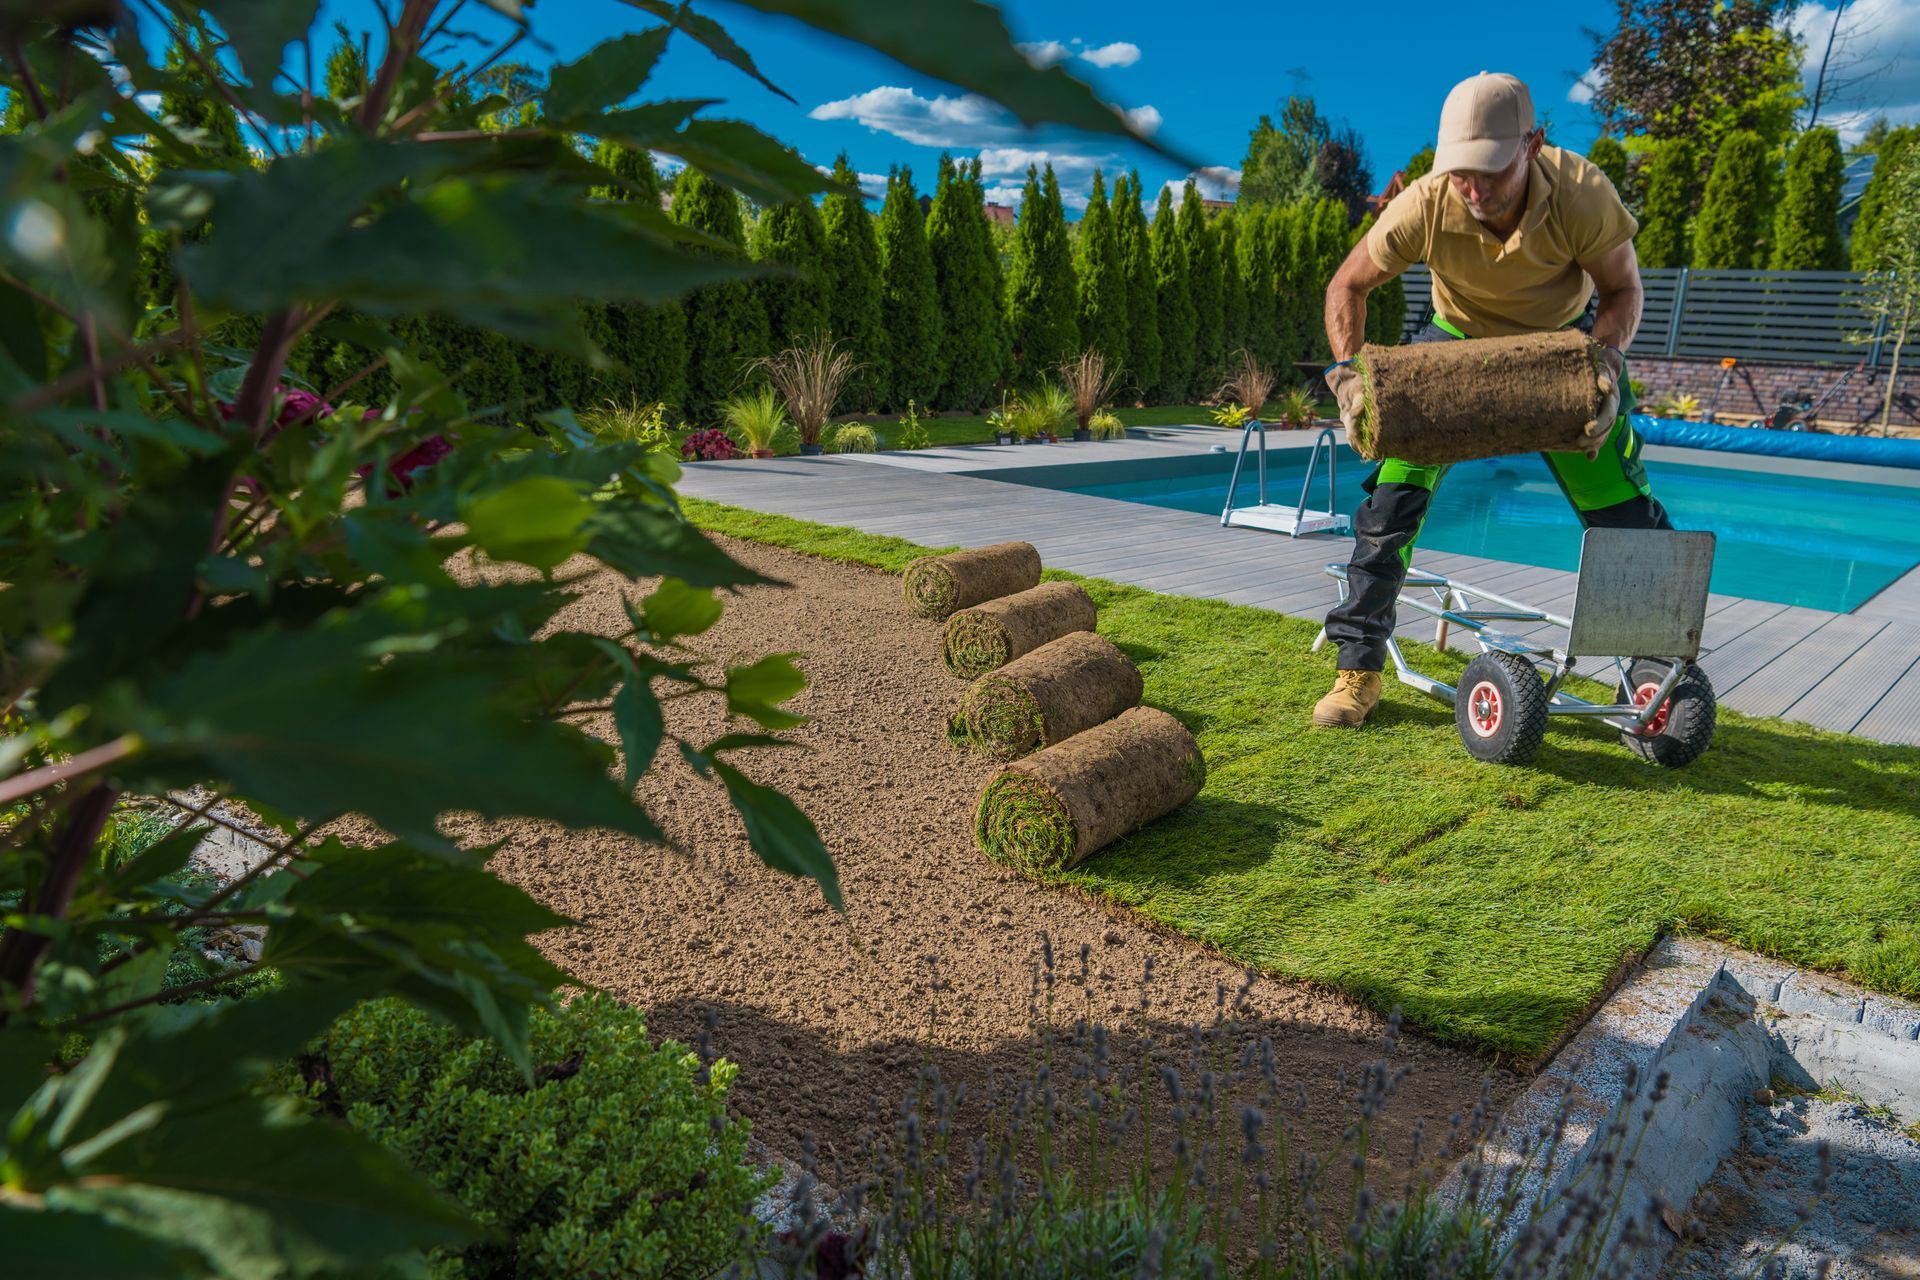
[685,499,1920,1062]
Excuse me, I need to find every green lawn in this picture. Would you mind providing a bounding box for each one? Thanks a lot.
[685,499,1920,1062]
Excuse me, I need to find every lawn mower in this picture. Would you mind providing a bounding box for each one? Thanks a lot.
[1312,528,1719,767]
[1750,359,1865,433]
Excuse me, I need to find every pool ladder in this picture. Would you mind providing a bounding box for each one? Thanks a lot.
[1219,421,1351,537]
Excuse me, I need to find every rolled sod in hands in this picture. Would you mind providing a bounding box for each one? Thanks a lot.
[1351,329,1614,465]
[942,581,1098,678]
[903,541,1043,619]
[974,706,1205,875]
[957,631,1143,759]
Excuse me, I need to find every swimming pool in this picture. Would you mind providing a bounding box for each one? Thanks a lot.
[980,444,1920,613]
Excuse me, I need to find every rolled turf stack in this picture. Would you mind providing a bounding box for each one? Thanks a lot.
[974,706,1204,875]
[903,541,1043,620]
[957,631,1144,759]
[941,581,1098,678]
[1351,329,1613,464]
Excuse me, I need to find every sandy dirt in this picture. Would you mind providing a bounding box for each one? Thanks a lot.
[464,538,1516,1174]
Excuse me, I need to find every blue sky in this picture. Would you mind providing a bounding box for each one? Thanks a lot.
[310,0,1917,213]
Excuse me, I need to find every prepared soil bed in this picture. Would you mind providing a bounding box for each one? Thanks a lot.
[467,538,1513,1168]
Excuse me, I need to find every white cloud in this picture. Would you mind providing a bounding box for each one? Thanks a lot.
[1161,166,1241,203]
[981,183,1028,206]
[1567,68,1601,106]
[809,85,1028,148]
[1080,41,1142,69]
[811,163,888,198]
[1792,0,1920,141]
[1015,40,1072,69]
[976,147,1117,209]
[1122,104,1163,136]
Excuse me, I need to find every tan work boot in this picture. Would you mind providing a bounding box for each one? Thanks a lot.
[1312,670,1382,728]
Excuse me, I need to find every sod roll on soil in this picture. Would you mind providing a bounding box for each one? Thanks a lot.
[957,631,1144,759]
[942,581,1098,678]
[975,706,1204,875]
[903,542,1043,619]
[1352,329,1614,465]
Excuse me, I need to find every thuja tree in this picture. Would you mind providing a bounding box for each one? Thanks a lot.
[1004,164,1079,380]
[0,3,1160,1274]
[1635,138,1696,269]
[1770,126,1846,271]
[877,165,943,409]
[1150,186,1196,402]
[592,137,689,410]
[1355,213,1407,346]
[752,189,831,353]
[821,153,889,411]
[1238,205,1279,366]
[674,167,770,421]
[1179,182,1223,395]
[1216,211,1249,363]
[1114,170,1161,398]
[1587,135,1630,201]
[1310,198,1351,361]
[1691,129,1772,270]
[928,154,1005,411]
[1852,126,1916,271]
[1075,170,1130,368]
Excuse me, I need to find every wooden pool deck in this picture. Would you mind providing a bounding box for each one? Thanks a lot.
[677,428,1920,747]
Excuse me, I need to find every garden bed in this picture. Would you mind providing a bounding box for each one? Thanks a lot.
[459,537,1508,1168]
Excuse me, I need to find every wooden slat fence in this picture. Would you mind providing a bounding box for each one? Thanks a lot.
[1397,266,1897,365]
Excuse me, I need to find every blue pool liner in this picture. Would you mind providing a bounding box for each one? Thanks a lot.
[1634,416,1920,471]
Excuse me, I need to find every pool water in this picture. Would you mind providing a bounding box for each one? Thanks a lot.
[990,445,1920,613]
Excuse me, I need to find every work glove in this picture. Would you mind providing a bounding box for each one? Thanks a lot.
[1326,363,1365,435]
[1585,346,1625,459]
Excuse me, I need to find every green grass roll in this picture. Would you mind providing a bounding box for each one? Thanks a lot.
[974,706,1204,875]
[941,581,1097,678]
[1352,329,1612,464]
[903,541,1042,619]
[957,631,1142,759]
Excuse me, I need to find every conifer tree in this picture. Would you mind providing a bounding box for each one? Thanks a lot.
[1114,171,1161,398]
[1852,126,1915,270]
[1635,139,1696,269]
[821,154,889,411]
[1005,165,1079,381]
[752,194,830,351]
[1306,198,1348,361]
[1150,186,1196,403]
[1352,214,1406,346]
[1075,170,1130,369]
[592,138,687,410]
[877,165,944,409]
[929,155,1005,411]
[1770,127,1846,270]
[1180,183,1223,394]
[672,167,769,422]
[323,25,367,103]
[1264,202,1301,364]
[1690,130,1771,269]
[1216,211,1249,362]
[1238,206,1279,366]
[1587,136,1630,198]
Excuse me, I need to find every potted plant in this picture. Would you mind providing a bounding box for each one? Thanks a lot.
[1275,384,1318,429]
[752,334,861,456]
[987,394,1016,445]
[719,387,789,458]
[1059,349,1123,441]
[1087,410,1127,440]
[1214,348,1279,428]
[1018,382,1073,443]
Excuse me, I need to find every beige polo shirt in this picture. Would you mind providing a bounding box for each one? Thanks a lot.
[1365,146,1637,337]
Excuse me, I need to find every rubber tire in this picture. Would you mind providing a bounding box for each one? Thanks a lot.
[1786,419,1809,433]
[1616,659,1717,768]
[1455,652,1550,765]
[1747,419,1767,431]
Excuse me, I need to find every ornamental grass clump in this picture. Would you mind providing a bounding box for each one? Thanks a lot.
[1216,347,1279,421]
[1059,348,1124,431]
[751,334,862,449]
[1087,410,1126,440]
[720,386,791,456]
[302,996,767,1280]
[829,423,878,454]
[1013,382,1075,440]
[1275,384,1318,429]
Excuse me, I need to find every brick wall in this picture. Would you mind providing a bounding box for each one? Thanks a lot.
[1630,355,1920,435]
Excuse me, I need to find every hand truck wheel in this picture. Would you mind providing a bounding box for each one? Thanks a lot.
[1455,652,1550,765]
[1615,659,1716,768]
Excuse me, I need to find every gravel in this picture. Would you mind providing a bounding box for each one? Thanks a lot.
[1669,1090,1920,1279]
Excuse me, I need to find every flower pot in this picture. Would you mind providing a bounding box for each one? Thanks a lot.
[995,433,1015,446]
[750,448,774,459]
[1073,428,1091,442]
[800,443,824,456]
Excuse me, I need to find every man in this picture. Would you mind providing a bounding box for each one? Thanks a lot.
[1312,71,1666,729]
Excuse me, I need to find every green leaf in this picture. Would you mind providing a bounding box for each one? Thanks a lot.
[641,577,723,643]
[460,476,595,571]
[612,667,664,790]
[200,0,322,89]
[731,0,1192,160]
[713,761,839,909]
[545,28,671,120]
[584,501,770,588]
[588,98,720,153]
[0,1203,198,1279]
[126,616,663,851]
[650,119,833,206]
[725,653,807,730]
[614,0,794,102]
[102,825,204,891]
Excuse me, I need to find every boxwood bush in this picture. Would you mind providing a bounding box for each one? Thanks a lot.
[300,996,767,1279]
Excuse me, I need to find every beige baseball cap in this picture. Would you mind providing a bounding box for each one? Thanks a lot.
[1432,72,1535,175]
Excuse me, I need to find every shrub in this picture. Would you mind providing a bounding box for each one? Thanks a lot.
[829,423,878,453]
[1771,127,1847,271]
[1005,164,1080,380]
[1113,170,1163,397]
[1635,139,1696,269]
[1274,383,1318,427]
[301,996,766,1280]
[1210,403,1252,428]
[581,396,678,452]
[1150,187,1196,402]
[822,153,890,412]
[1691,129,1771,269]
[681,427,741,461]
[929,155,1006,412]
[1013,383,1073,440]
[720,386,790,455]
[1087,410,1126,440]
[878,165,945,410]
[1075,171,1131,372]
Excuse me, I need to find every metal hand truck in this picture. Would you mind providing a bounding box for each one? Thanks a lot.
[1312,529,1720,767]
